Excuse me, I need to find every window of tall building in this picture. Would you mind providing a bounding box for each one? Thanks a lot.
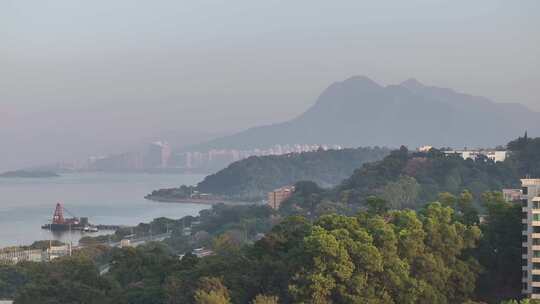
[534,226,540,233]
[535,202,540,209]
[534,238,540,245]
[523,187,529,195]
[534,214,540,221]
[533,275,540,282]
[534,251,540,258]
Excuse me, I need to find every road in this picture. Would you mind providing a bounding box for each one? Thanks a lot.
[94,232,172,276]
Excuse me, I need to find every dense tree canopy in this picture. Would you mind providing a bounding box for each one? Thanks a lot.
[1,192,528,304]
[338,146,517,208]
[475,191,523,302]
[14,256,119,304]
[507,134,540,178]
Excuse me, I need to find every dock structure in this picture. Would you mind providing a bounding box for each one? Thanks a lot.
[41,203,122,232]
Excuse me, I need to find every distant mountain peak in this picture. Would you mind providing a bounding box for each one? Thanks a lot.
[400,78,425,90]
[342,75,381,88]
[192,75,539,151]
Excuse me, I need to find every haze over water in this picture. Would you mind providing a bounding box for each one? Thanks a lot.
[0,173,207,248]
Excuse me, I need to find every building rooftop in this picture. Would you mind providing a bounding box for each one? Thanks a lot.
[522,179,540,186]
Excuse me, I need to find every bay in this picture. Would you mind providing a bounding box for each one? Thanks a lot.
[0,172,207,248]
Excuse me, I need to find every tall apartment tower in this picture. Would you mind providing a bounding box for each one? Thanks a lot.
[522,178,540,298]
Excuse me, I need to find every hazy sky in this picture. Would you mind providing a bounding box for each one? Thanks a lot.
[1,0,539,171]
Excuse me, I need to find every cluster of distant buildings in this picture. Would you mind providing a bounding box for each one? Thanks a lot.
[0,244,71,264]
[80,143,343,172]
[87,141,172,171]
[417,146,508,163]
[443,149,508,162]
[179,144,343,171]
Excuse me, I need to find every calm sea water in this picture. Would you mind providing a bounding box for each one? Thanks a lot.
[0,173,208,248]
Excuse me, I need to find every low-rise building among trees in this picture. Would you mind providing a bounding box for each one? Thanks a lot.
[267,186,295,210]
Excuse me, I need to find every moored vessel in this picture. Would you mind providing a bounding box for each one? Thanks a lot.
[41,203,98,232]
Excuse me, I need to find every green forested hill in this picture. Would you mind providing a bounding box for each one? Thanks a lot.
[195,147,389,200]
[337,147,517,208]
[283,135,540,216]
[147,147,389,202]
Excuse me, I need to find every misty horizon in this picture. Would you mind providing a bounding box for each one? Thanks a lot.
[2,1,539,171]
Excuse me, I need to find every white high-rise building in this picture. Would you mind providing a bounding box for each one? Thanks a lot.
[521,178,540,298]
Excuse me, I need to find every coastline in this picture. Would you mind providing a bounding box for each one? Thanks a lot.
[145,196,255,206]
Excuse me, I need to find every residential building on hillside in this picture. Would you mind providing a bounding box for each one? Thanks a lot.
[443,149,508,162]
[417,145,433,152]
[503,188,523,203]
[267,186,295,210]
[0,248,43,264]
[521,178,540,298]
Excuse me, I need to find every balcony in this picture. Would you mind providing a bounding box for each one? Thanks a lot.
[531,281,540,288]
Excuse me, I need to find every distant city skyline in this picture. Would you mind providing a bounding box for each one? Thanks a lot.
[36,142,344,174]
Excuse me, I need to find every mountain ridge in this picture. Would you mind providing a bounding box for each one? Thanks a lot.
[192,76,539,150]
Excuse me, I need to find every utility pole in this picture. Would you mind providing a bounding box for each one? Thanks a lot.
[48,217,52,262]
[69,223,72,257]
